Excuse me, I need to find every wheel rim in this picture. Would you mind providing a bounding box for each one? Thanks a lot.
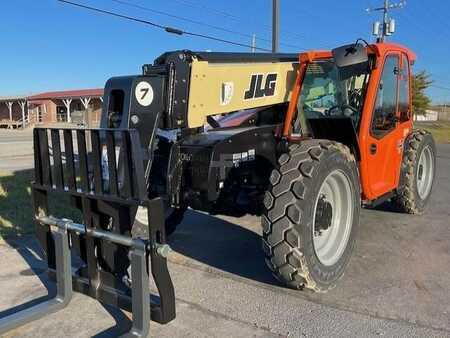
[312,170,354,267]
[417,146,434,200]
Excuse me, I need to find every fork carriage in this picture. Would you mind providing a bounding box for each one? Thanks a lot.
[0,127,176,337]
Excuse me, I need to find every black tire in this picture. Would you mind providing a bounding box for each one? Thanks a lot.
[165,207,187,236]
[262,140,361,292]
[392,130,436,214]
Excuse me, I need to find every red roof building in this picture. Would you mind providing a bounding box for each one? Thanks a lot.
[28,89,104,101]
[28,88,104,126]
[1,88,104,128]
[0,95,28,128]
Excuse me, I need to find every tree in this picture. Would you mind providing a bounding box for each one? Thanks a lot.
[412,71,432,116]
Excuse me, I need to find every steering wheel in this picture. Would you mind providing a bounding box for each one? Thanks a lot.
[327,105,359,118]
[348,88,363,108]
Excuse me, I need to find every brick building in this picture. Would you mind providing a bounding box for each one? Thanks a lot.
[0,89,103,129]
[0,95,28,128]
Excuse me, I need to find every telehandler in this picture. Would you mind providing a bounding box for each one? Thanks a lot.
[0,41,436,336]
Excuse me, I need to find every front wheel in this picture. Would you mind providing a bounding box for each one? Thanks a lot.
[262,140,360,292]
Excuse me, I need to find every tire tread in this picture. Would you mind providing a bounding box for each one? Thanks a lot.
[263,140,356,292]
[392,129,435,214]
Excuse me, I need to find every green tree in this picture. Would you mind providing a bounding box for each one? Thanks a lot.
[412,71,433,116]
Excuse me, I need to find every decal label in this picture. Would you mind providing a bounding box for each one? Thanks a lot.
[135,81,154,107]
[244,73,278,100]
[232,149,256,166]
[220,82,234,105]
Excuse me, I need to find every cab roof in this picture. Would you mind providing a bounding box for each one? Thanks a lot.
[369,42,417,62]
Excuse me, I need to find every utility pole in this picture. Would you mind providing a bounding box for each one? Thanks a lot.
[251,33,256,53]
[272,0,279,53]
[367,0,405,42]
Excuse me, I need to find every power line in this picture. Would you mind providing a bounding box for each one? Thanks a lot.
[430,74,450,84]
[395,11,450,91]
[108,0,303,50]
[110,0,260,42]
[172,0,243,21]
[397,10,450,43]
[57,0,272,52]
[400,3,450,91]
[430,84,450,92]
[407,1,450,38]
[369,3,450,93]
[170,0,306,41]
[171,0,334,51]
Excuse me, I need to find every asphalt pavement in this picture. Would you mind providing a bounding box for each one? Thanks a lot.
[0,130,449,337]
[0,129,34,172]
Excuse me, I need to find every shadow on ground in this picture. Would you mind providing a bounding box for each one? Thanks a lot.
[0,169,35,238]
[0,169,81,238]
[168,210,279,286]
[0,169,133,337]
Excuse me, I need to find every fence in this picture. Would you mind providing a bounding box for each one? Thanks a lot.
[438,111,450,121]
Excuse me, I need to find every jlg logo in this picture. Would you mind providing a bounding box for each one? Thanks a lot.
[244,73,278,100]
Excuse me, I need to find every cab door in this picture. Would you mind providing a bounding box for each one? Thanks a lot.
[364,53,405,199]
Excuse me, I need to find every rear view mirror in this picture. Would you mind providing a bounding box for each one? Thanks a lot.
[332,43,369,79]
[332,43,368,68]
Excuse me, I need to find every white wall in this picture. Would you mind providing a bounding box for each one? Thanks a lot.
[415,110,439,121]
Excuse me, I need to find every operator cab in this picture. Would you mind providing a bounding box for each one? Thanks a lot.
[294,43,372,135]
[298,58,370,130]
[285,42,418,201]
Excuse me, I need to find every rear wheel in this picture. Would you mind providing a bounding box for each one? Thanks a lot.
[393,130,436,214]
[262,140,360,292]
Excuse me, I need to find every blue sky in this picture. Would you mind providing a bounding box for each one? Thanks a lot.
[1,0,449,102]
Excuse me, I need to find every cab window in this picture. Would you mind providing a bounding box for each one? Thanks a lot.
[298,60,369,130]
[371,55,399,137]
[399,54,411,122]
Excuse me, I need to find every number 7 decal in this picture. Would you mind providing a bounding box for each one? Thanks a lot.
[135,81,154,107]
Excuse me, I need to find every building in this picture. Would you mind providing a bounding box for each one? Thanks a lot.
[414,109,439,122]
[0,89,104,129]
[0,95,28,129]
[432,105,450,121]
[28,89,104,126]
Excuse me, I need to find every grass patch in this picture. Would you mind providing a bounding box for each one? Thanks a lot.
[0,170,34,239]
[415,121,450,143]
[0,169,81,240]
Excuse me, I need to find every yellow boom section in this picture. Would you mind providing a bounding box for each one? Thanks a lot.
[187,57,299,128]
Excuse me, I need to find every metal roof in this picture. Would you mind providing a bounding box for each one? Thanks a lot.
[0,95,28,101]
[27,89,104,101]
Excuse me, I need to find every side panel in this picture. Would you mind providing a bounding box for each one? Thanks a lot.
[187,59,298,128]
[179,126,277,209]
